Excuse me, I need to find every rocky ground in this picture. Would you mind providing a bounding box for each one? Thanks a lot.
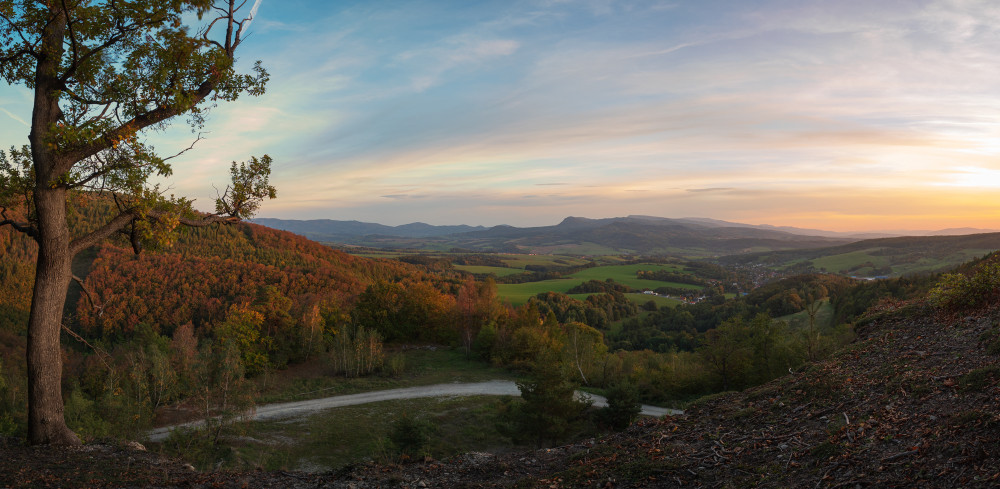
[1,302,997,488]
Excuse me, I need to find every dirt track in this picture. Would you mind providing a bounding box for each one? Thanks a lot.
[148,380,681,442]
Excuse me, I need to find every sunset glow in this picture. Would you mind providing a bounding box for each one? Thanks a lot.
[2,0,999,232]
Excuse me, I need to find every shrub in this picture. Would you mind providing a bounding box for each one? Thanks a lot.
[498,362,592,446]
[599,381,642,431]
[929,263,1000,311]
[388,413,434,457]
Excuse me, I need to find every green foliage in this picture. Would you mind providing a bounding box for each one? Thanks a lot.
[562,321,607,385]
[352,280,456,343]
[329,325,385,377]
[529,290,637,330]
[599,381,642,430]
[0,361,22,436]
[388,413,434,457]
[499,362,592,446]
[215,304,270,376]
[217,156,277,220]
[63,386,110,441]
[566,279,632,294]
[929,261,1000,311]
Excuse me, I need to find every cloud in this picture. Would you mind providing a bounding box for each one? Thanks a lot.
[0,107,28,127]
[394,34,521,91]
[687,187,734,193]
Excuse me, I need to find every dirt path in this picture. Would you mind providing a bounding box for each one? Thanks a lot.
[148,380,682,442]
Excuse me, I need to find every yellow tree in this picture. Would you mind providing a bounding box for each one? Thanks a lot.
[0,1,273,445]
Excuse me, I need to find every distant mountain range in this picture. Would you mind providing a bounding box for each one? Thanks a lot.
[665,216,997,239]
[254,215,997,243]
[251,215,852,256]
[251,214,1000,263]
[251,218,487,241]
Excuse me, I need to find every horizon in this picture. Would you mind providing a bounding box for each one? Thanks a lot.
[253,213,999,236]
[2,0,1000,232]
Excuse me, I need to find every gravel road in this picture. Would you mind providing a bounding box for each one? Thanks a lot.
[148,380,682,442]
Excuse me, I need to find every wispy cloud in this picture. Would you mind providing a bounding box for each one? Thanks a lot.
[0,107,28,127]
[3,0,999,232]
[687,188,734,193]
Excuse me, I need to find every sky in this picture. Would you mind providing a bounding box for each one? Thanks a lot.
[2,0,1000,232]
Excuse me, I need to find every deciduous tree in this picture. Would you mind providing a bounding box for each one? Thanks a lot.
[0,0,273,445]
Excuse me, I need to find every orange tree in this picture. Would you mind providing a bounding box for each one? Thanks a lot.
[0,0,273,445]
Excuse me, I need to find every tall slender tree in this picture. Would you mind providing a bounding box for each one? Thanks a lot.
[0,0,273,445]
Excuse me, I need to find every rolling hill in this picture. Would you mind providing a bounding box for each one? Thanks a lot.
[718,232,1000,277]
[256,215,858,256]
[251,218,486,242]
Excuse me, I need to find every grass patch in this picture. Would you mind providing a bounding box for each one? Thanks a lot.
[256,347,516,405]
[499,255,591,269]
[198,396,521,472]
[809,249,890,275]
[777,299,835,330]
[625,293,682,308]
[497,279,581,305]
[454,265,525,277]
[496,263,705,306]
[957,366,1000,392]
[570,264,701,291]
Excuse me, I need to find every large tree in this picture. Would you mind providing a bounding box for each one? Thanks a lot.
[0,0,273,445]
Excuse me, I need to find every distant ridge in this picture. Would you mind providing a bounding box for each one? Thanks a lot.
[251,218,487,241]
[251,215,997,256]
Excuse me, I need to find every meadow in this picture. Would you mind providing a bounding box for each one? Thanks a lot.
[496,263,705,306]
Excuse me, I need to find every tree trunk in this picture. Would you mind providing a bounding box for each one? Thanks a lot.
[23,5,79,446]
[26,187,80,445]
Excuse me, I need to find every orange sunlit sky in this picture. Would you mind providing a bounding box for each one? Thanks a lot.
[2,0,999,233]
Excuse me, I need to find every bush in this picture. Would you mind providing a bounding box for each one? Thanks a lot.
[929,263,1000,311]
[599,381,642,431]
[498,362,592,446]
[388,413,434,457]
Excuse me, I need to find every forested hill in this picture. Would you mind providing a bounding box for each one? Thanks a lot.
[2,255,997,487]
[718,232,1000,276]
[251,217,487,241]
[0,198,450,341]
[262,215,855,256]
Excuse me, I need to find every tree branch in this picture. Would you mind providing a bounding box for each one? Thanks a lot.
[58,81,216,174]
[68,201,241,257]
[69,209,135,257]
[71,274,103,314]
[58,9,166,85]
[161,133,205,163]
[0,207,37,238]
[0,47,39,64]
[178,214,240,227]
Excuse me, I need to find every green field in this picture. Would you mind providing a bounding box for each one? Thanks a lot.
[809,249,890,274]
[497,279,580,305]
[497,254,591,269]
[806,247,997,277]
[625,293,682,308]
[776,299,836,330]
[496,264,705,306]
[453,265,526,277]
[570,264,698,290]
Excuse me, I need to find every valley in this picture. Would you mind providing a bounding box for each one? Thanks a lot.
[1,208,998,484]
